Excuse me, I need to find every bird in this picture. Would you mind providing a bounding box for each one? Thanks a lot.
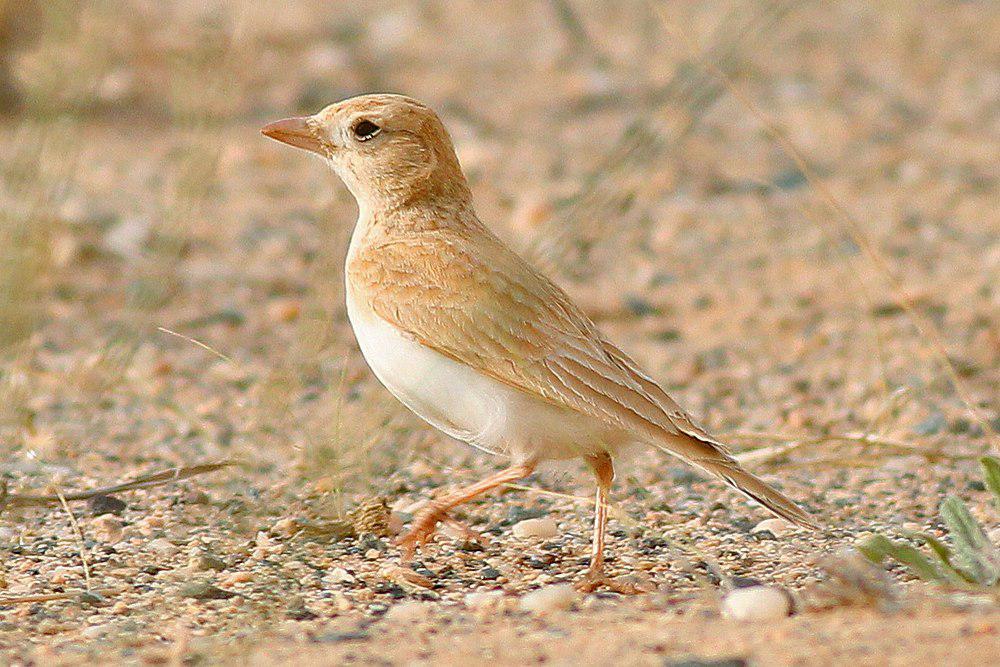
[262,94,818,591]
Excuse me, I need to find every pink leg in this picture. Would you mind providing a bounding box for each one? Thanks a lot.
[396,460,537,560]
[576,453,644,594]
[577,452,614,590]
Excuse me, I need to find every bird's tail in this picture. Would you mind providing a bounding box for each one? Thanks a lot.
[705,458,819,530]
[652,432,819,530]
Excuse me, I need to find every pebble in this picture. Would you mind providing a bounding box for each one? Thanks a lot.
[326,567,357,584]
[80,623,112,640]
[148,538,178,557]
[79,591,107,606]
[219,571,253,586]
[184,490,210,505]
[92,514,124,543]
[512,517,558,540]
[751,518,796,538]
[87,494,127,516]
[519,584,577,615]
[189,553,227,572]
[721,586,792,621]
[180,582,237,600]
[271,517,301,538]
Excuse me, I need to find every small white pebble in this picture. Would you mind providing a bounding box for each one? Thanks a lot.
[384,600,432,623]
[80,624,112,640]
[325,567,356,584]
[512,517,558,540]
[751,518,795,538]
[519,584,577,615]
[722,586,791,621]
[364,548,381,560]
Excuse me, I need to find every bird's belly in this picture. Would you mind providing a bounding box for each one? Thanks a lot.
[345,289,615,460]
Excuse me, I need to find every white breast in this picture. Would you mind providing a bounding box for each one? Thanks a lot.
[344,282,619,462]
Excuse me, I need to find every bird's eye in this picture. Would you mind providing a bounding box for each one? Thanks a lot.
[352,120,381,142]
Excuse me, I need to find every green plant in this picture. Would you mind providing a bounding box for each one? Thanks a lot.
[858,456,1000,588]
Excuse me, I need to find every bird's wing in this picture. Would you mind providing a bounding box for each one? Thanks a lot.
[349,227,722,462]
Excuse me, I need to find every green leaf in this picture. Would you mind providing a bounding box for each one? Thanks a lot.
[857,535,949,583]
[940,496,998,586]
[856,534,894,563]
[981,456,1000,510]
[906,531,975,585]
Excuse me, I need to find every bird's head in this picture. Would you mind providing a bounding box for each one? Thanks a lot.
[262,93,470,210]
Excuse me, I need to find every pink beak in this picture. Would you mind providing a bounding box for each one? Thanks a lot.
[261,116,325,155]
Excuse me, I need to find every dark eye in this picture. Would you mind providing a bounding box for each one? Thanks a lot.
[352,120,381,141]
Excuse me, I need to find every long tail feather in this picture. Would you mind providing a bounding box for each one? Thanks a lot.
[651,433,819,530]
[708,461,819,530]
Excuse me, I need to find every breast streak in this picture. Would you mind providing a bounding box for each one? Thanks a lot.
[345,289,610,460]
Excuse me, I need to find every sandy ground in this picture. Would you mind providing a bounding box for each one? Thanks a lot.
[0,1,997,665]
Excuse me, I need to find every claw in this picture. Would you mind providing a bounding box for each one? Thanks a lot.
[394,502,448,560]
[575,566,648,595]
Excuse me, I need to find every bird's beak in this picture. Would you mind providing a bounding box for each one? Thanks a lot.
[261,116,325,155]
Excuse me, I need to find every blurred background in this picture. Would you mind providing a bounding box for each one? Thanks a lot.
[0,0,996,496]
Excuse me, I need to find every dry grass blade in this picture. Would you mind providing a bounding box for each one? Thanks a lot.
[156,326,233,363]
[729,432,977,466]
[0,461,235,512]
[0,590,116,605]
[54,485,92,591]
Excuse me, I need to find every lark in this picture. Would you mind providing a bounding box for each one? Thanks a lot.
[263,94,817,590]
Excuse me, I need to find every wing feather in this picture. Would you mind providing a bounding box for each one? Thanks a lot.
[350,228,701,445]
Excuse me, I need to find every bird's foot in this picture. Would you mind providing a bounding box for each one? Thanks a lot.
[396,511,485,561]
[395,505,447,561]
[575,565,648,595]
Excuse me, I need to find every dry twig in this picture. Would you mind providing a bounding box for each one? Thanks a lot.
[729,432,976,466]
[54,486,92,591]
[0,461,235,514]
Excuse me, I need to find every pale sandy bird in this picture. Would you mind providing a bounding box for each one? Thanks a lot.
[263,94,817,590]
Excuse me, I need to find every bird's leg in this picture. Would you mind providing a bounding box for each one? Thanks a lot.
[575,453,647,594]
[576,452,614,591]
[396,460,537,561]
